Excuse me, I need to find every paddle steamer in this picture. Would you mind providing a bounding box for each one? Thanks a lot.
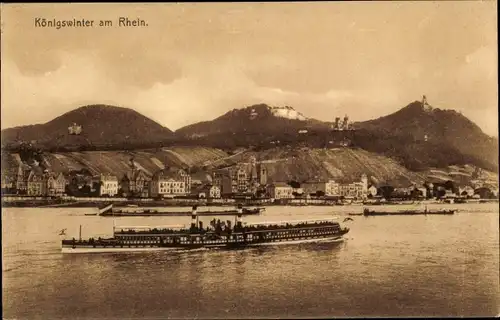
[61,206,349,253]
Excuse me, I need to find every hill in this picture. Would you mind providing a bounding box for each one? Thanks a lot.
[176,104,329,138]
[1,147,228,179]
[353,101,498,171]
[422,165,498,187]
[175,100,498,173]
[204,147,427,187]
[1,104,175,150]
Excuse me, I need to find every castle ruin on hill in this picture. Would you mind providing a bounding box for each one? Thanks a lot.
[328,114,355,147]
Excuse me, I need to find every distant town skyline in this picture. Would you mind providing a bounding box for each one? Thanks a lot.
[1,2,497,136]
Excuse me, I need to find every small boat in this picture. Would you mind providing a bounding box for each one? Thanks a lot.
[99,203,114,214]
[242,207,266,214]
[61,206,349,253]
[85,203,113,216]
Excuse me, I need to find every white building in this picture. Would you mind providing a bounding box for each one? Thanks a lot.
[267,182,294,199]
[367,185,378,197]
[99,174,119,196]
[150,168,188,198]
[199,185,221,199]
[302,174,368,199]
[302,180,340,196]
[416,187,427,198]
[339,174,368,199]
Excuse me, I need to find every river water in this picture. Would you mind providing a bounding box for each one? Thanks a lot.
[2,203,499,318]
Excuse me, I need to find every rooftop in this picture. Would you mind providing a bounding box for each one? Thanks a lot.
[271,182,291,188]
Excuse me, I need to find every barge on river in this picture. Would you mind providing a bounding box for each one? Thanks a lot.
[61,206,349,253]
[100,206,264,217]
[360,207,455,216]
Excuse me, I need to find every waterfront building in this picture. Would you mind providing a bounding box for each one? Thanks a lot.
[338,175,368,199]
[16,164,32,194]
[98,174,119,197]
[204,185,221,198]
[46,172,66,196]
[120,164,152,198]
[1,175,15,191]
[367,185,378,197]
[267,182,294,199]
[302,174,368,199]
[26,168,46,196]
[212,170,234,196]
[150,168,187,198]
[212,171,224,189]
[9,165,66,197]
[65,172,94,196]
[236,166,248,192]
[177,168,192,194]
[339,182,364,198]
[416,187,427,198]
[217,159,269,195]
[302,180,340,197]
[194,184,221,199]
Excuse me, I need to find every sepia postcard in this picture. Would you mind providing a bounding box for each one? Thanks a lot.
[1,2,498,319]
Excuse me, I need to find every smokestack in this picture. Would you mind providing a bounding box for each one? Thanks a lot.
[236,204,243,228]
[191,205,198,229]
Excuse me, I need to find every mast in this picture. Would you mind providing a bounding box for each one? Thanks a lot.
[79,225,82,241]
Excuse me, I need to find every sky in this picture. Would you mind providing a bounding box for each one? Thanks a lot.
[1,2,498,136]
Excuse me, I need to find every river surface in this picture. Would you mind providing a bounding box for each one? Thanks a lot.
[3,203,499,319]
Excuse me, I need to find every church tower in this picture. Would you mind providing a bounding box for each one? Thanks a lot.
[361,173,368,195]
[259,164,267,186]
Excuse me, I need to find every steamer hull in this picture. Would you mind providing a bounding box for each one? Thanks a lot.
[61,225,349,254]
[61,246,184,254]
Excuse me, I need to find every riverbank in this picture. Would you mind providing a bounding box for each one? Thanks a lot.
[1,197,497,208]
